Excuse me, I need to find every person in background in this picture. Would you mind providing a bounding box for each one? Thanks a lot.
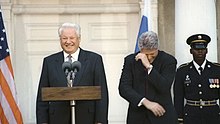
[36,22,109,124]
[174,34,220,124]
[118,31,178,124]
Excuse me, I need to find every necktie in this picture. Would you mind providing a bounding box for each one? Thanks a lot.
[198,66,203,75]
[67,54,73,87]
[67,54,72,63]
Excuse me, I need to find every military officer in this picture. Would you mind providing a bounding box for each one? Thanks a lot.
[174,34,220,124]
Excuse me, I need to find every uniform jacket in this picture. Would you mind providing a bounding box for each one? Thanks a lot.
[119,50,178,124]
[36,48,109,124]
[174,60,220,123]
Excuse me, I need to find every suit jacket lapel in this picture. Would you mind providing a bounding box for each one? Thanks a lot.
[188,61,202,80]
[55,52,68,86]
[74,49,87,85]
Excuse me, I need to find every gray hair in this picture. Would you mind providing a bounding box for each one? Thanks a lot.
[58,22,81,37]
[138,31,159,50]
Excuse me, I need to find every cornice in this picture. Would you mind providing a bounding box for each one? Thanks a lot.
[12,4,139,14]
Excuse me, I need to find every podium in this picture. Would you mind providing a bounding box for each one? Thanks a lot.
[41,86,101,124]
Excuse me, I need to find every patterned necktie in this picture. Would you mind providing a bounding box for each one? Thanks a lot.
[198,66,203,75]
[67,54,72,63]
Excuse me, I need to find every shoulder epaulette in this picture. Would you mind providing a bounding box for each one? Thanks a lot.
[178,63,189,69]
[213,62,220,66]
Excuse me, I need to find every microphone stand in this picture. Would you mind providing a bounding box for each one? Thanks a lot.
[64,61,81,124]
[67,70,77,124]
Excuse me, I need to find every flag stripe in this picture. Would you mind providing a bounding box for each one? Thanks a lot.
[135,16,148,53]
[0,86,14,124]
[5,56,14,78]
[0,70,18,124]
[0,61,22,123]
[1,57,16,99]
[0,104,9,124]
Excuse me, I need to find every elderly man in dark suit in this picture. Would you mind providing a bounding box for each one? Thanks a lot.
[119,31,178,124]
[174,34,220,124]
[36,22,109,124]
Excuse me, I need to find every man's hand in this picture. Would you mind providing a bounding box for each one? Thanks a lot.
[142,98,166,117]
[135,53,151,69]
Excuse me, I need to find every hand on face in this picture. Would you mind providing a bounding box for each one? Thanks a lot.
[135,49,158,69]
[135,53,151,68]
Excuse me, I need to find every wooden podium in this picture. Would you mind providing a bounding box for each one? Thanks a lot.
[41,86,101,124]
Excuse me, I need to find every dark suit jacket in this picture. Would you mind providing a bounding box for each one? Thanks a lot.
[36,48,109,124]
[119,50,178,124]
[174,61,220,124]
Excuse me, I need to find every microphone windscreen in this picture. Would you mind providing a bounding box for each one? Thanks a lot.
[62,61,72,72]
[72,61,81,72]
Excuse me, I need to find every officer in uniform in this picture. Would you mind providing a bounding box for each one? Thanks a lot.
[174,34,220,124]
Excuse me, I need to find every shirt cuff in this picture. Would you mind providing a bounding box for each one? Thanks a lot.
[147,65,153,74]
[138,98,146,107]
[178,118,183,122]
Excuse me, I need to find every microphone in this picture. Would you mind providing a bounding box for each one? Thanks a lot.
[71,61,81,73]
[62,61,72,76]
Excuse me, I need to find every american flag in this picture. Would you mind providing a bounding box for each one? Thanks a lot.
[0,8,23,124]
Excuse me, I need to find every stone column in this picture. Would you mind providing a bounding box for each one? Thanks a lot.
[175,0,217,66]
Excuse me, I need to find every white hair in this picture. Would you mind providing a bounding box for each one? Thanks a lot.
[138,31,159,50]
[58,22,81,37]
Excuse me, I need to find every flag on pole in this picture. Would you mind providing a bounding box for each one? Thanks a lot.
[0,8,23,124]
[135,0,149,53]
